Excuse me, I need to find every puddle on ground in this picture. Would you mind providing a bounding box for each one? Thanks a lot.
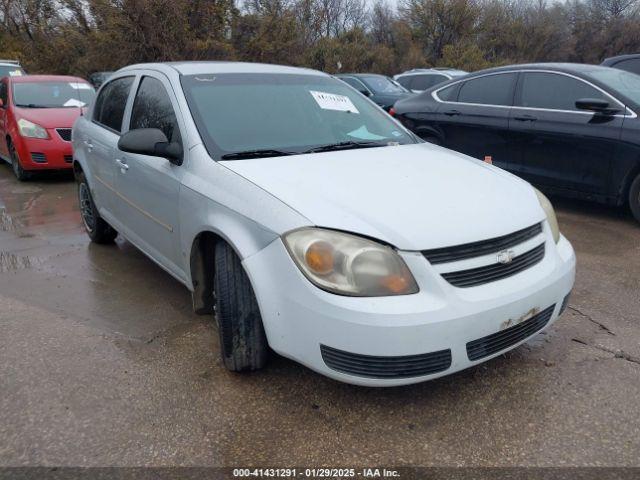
[0,251,41,273]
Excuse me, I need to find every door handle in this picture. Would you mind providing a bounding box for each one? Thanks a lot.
[443,109,461,116]
[513,114,537,122]
[115,158,129,172]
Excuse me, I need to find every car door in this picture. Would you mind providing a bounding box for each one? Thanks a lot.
[433,72,518,171]
[114,73,186,280]
[509,71,625,197]
[0,80,9,159]
[83,76,135,218]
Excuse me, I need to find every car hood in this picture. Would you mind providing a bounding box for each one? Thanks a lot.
[221,144,545,250]
[14,107,85,128]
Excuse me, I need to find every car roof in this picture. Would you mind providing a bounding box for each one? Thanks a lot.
[423,62,640,110]
[601,54,640,65]
[468,62,615,76]
[9,74,90,84]
[398,68,467,76]
[338,73,386,77]
[119,61,326,77]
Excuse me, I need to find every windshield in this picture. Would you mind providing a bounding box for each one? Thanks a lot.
[181,73,416,159]
[13,81,96,108]
[0,65,24,79]
[587,69,640,107]
[360,76,408,94]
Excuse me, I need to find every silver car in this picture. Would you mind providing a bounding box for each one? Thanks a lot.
[72,62,574,386]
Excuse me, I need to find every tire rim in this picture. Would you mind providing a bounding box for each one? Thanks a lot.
[78,183,96,233]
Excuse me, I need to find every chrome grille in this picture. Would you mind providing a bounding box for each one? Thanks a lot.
[441,243,545,288]
[423,223,543,264]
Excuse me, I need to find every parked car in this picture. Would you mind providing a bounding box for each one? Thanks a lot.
[601,54,640,75]
[0,59,26,79]
[88,71,114,89]
[335,73,412,111]
[0,75,95,180]
[72,62,575,386]
[393,63,640,223]
[394,68,467,93]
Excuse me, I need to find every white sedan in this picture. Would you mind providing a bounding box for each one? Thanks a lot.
[72,62,575,386]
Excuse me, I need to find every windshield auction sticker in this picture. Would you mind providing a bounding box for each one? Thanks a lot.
[310,90,359,114]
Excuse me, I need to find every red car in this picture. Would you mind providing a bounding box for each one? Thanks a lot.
[0,75,95,180]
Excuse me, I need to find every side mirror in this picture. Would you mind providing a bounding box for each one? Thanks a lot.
[359,89,371,97]
[118,128,183,165]
[575,98,619,114]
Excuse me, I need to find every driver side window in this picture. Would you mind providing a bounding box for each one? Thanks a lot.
[130,76,182,145]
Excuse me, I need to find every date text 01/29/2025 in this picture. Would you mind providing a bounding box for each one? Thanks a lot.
[232,468,400,478]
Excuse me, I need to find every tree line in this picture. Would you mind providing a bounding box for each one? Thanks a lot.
[1,0,639,78]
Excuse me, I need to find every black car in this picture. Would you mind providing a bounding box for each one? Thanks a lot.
[393,63,640,222]
[335,73,411,111]
[601,54,640,75]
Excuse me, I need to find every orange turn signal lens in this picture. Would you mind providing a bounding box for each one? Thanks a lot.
[305,241,335,275]
[380,274,412,294]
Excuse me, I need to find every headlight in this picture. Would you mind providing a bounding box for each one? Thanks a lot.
[283,228,419,297]
[534,188,560,243]
[18,118,49,139]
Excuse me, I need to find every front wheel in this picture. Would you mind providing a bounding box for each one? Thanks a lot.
[77,171,118,243]
[9,142,31,181]
[214,241,268,372]
[629,174,640,224]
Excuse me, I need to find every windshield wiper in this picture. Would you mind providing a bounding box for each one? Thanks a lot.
[220,149,296,160]
[302,140,388,154]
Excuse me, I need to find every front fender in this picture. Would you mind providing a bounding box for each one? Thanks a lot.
[179,150,312,289]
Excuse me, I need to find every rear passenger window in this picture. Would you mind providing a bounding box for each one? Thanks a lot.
[396,77,412,89]
[412,74,447,91]
[437,84,459,101]
[93,76,134,133]
[519,72,606,111]
[130,76,181,144]
[458,73,516,106]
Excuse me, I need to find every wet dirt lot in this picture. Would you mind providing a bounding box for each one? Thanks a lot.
[1,163,639,467]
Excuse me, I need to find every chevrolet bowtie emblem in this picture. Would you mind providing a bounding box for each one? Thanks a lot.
[496,250,515,264]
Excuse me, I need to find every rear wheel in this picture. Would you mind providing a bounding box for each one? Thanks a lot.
[9,142,31,181]
[214,241,268,372]
[629,174,640,224]
[77,171,118,243]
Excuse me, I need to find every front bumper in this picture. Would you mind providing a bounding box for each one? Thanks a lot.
[14,129,73,170]
[243,229,576,387]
